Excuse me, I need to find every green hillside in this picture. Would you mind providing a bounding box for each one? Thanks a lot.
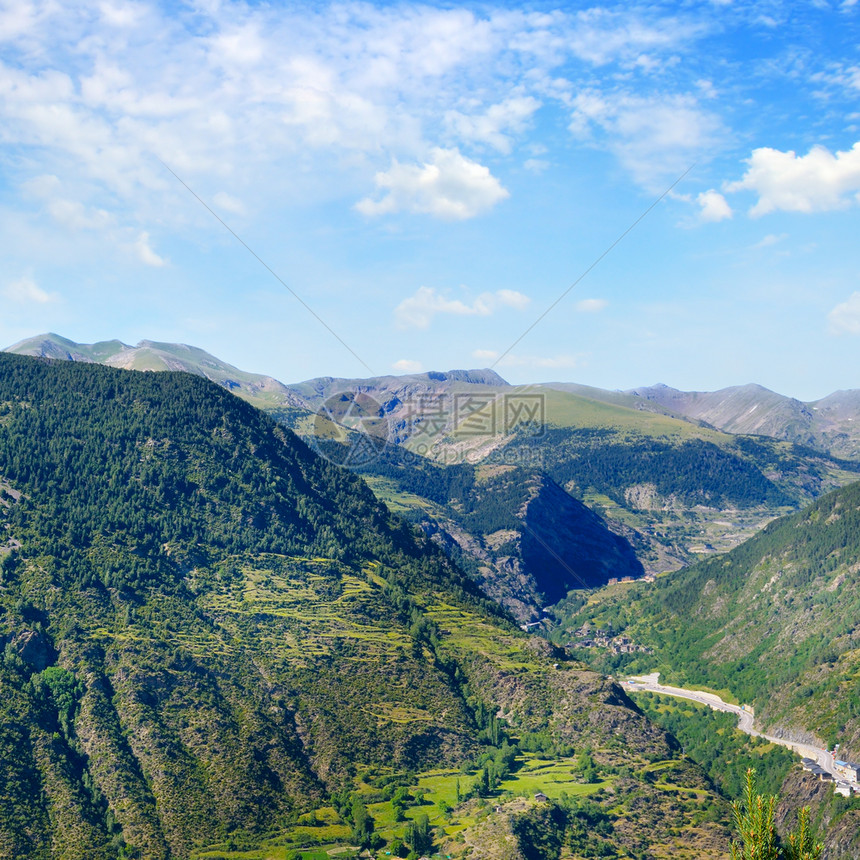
[554,480,860,753]
[0,355,734,860]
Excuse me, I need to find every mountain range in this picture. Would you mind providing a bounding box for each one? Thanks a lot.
[623,383,860,461]
[8,333,860,462]
[7,334,860,617]
[0,352,737,859]
[2,336,860,857]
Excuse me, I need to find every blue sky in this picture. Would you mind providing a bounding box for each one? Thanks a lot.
[0,0,858,400]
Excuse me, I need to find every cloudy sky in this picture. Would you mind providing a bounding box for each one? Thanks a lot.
[1,0,858,399]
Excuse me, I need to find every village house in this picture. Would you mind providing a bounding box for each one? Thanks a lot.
[833,760,860,783]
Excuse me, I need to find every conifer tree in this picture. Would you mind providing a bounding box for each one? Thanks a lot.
[731,769,823,860]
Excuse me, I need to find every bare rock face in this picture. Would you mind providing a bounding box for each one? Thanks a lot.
[11,630,56,671]
[776,769,860,860]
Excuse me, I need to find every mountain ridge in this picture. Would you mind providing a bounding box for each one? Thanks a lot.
[8,333,859,460]
[6,334,859,581]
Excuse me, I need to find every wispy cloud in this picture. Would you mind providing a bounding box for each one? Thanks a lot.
[46,198,115,231]
[395,286,529,329]
[572,298,607,313]
[3,276,59,305]
[569,91,723,188]
[445,96,540,154]
[751,233,788,249]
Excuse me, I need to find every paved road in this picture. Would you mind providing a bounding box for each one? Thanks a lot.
[625,673,834,773]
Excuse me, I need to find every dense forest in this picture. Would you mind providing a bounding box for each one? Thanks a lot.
[0,354,490,598]
[502,430,794,509]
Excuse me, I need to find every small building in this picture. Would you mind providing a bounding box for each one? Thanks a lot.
[834,760,860,783]
[534,792,549,802]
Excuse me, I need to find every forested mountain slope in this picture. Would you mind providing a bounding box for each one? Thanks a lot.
[0,355,729,860]
[556,480,860,753]
[8,335,858,580]
[353,448,644,619]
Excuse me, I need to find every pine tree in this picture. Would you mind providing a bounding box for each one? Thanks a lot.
[784,808,822,860]
[731,769,780,860]
[731,769,823,860]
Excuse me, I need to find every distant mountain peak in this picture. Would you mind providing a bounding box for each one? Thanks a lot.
[423,368,508,386]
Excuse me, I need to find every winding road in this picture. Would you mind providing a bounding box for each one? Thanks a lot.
[624,673,835,774]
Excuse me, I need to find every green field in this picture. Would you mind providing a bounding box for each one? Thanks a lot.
[192,754,612,859]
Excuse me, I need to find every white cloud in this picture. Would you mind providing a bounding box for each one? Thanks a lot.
[47,198,115,231]
[495,289,531,310]
[395,286,529,329]
[569,91,722,187]
[0,0,715,241]
[213,192,247,216]
[356,148,509,220]
[575,298,608,313]
[697,189,732,222]
[810,63,860,95]
[22,173,61,198]
[99,2,146,29]
[561,8,704,66]
[392,358,423,373]
[134,231,166,267]
[828,292,860,334]
[0,1,39,42]
[445,96,540,153]
[725,142,860,216]
[471,348,583,369]
[3,276,58,304]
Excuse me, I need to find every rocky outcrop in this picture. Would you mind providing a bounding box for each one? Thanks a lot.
[11,629,56,671]
[777,769,860,860]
